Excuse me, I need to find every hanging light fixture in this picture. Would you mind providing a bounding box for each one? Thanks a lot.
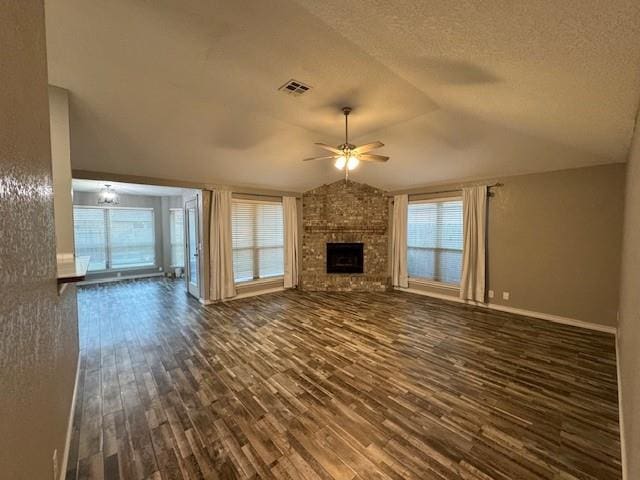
[97,184,119,205]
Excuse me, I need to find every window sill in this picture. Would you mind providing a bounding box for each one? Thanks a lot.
[408,278,460,291]
[87,264,158,274]
[235,275,284,287]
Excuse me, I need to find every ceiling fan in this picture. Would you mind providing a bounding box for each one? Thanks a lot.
[303,107,389,180]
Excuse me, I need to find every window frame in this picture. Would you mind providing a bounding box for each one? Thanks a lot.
[407,196,463,288]
[73,205,157,272]
[231,198,285,285]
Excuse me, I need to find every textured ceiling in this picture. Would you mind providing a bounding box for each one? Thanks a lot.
[45,0,640,191]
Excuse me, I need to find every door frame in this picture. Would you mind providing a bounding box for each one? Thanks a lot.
[184,197,200,299]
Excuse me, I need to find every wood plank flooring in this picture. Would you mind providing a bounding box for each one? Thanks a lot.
[65,278,622,480]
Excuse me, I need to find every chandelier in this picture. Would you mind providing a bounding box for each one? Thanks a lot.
[97,184,119,205]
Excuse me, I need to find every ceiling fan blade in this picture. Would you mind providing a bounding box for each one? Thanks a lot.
[302,155,339,162]
[358,153,389,163]
[314,142,343,154]
[352,141,384,154]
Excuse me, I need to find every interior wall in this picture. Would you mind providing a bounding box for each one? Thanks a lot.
[49,85,74,257]
[618,113,640,479]
[400,163,625,327]
[0,2,79,479]
[73,191,165,279]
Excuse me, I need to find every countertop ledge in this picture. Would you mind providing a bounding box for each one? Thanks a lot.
[57,255,90,284]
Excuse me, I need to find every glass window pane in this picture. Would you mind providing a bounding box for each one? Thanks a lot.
[407,199,463,284]
[73,207,107,271]
[169,209,185,267]
[232,201,284,282]
[108,208,155,268]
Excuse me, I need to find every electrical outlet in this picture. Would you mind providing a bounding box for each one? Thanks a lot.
[488,290,494,299]
[52,449,58,480]
[502,291,510,300]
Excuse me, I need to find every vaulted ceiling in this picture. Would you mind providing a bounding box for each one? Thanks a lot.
[45,0,640,191]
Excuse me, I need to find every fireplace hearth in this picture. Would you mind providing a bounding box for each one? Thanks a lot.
[327,242,364,274]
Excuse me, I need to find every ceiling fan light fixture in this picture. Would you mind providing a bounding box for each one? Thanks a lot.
[334,156,347,170]
[303,106,388,177]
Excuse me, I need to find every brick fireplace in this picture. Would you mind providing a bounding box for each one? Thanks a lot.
[300,180,390,292]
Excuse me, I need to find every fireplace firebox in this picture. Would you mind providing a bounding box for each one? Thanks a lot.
[326,243,364,274]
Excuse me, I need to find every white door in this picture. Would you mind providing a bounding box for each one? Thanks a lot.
[185,198,200,298]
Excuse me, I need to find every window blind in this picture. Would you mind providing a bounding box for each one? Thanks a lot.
[73,206,156,271]
[108,208,155,268]
[232,200,284,283]
[407,199,463,284]
[169,208,185,267]
[73,207,107,271]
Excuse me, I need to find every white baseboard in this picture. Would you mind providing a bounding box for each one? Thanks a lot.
[399,287,617,335]
[59,353,80,480]
[616,336,628,480]
[78,272,164,285]
[230,286,285,301]
[199,286,286,304]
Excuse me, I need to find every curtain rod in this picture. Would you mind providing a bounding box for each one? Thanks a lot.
[231,191,302,199]
[394,182,503,198]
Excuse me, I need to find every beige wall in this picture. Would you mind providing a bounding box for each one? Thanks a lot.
[0,2,79,479]
[49,85,75,257]
[618,114,640,479]
[401,163,625,327]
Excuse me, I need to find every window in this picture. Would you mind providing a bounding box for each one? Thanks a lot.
[73,206,156,271]
[407,198,463,285]
[169,208,185,267]
[109,209,155,268]
[73,207,107,271]
[232,200,284,283]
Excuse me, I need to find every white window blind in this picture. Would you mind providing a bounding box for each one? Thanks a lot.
[73,206,156,271]
[407,199,463,285]
[232,200,284,283]
[169,208,185,267]
[109,209,155,268]
[73,207,107,271]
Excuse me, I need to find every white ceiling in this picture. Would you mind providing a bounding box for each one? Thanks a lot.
[72,179,194,197]
[46,0,640,191]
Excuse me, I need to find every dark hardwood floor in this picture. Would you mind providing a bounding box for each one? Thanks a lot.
[65,278,621,480]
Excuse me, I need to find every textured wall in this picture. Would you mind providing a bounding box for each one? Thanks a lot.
[618,112,640,479]
[0,2,79,479]
[301,180,389,291]
[403,163,625,327]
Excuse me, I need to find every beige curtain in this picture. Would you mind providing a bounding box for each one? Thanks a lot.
[283,196,299,288]
[391,194,409,288]
[209,190,236,301]
[460,185,487,302]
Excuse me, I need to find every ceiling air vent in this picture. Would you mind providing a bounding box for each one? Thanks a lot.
[278,79,311,96]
